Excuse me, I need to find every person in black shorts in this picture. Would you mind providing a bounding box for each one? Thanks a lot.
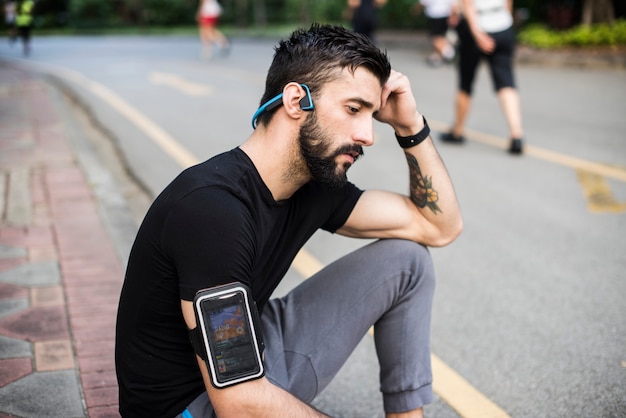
[416,0,459,66]
[441,0,525,154]
[115,24,463,418]
[426,15,455,65]
[346,0,387,40]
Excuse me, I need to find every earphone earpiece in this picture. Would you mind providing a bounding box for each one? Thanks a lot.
[251,84,314,129]
[298,84,314,111]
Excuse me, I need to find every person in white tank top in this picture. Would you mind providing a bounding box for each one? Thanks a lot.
[474,0,513,32]
[441,0,525,154]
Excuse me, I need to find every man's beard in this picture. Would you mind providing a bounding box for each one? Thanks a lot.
[297,113,363,189]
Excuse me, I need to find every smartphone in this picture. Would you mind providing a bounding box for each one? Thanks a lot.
[193,283,265,388]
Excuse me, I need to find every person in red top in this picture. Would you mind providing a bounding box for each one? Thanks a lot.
[196,0,230,59]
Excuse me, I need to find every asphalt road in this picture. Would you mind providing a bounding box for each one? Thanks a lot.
[2,34,625,418]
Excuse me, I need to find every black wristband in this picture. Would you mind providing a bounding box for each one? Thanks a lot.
[395,116,430,149]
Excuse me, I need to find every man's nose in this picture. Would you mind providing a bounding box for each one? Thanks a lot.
[353,122,375,146]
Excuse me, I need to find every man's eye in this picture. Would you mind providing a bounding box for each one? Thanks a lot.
[348,106,359,113]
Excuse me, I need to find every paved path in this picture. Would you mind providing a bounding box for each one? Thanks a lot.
[0,63,121,417]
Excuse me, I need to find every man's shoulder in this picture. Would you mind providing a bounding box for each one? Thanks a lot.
[194,147,249,172]
[176,148,251,187]
[166,148,266,209]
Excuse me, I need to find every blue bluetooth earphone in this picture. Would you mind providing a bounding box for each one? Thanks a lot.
[251,84,314,129]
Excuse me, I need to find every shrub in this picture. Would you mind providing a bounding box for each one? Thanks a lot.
[519,19,626,48]
[68,0,114,28]
[141,0,196,26]
[68,0,196,28]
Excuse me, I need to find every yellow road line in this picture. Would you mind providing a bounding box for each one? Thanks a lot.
[292,248,325,278]
[576,169,626,213]
[431,354,511,418]
[429,120,626,183]
[148,71,214,96]
[527,147,626,183]
[46,65,201,169]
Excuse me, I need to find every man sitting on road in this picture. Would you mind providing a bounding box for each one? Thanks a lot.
[115,23,463,418]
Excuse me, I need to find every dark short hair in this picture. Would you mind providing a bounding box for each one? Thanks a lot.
[255,23,392,127]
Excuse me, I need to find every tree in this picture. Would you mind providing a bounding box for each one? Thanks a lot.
[581,0,615,26]
[252,0,267,27]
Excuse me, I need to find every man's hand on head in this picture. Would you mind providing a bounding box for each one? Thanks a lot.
[375,70,423,137]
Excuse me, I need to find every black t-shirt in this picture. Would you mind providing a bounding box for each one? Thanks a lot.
[115,148,363,417]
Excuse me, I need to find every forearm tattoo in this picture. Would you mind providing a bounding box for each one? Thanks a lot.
[406,153,442,214]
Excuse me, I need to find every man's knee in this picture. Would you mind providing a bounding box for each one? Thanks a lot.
[379,239,431,264]
[376,239,435,290]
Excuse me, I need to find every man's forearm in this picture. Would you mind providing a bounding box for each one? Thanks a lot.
[209,377,331,418]
[405,151,441,215]
[402,136,463,244]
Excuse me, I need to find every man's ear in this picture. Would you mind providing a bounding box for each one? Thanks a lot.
[283,83,311,121]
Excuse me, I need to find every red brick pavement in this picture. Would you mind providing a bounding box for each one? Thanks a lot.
[0,64,123,417]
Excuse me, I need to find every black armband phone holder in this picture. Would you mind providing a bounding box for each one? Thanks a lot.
[189,282,265,388]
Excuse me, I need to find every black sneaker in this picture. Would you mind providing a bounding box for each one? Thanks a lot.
[440,132,465,144]
[508,138,523,155]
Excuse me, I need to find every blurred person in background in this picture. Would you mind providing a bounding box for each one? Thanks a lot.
[4,1,17,44]
[346,0,387,40]
[414,0,459,66]
[15,0,34,56]
[441,0,524,154]
[196,0,230,59]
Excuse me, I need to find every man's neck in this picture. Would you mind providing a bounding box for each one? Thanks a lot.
[239,127,310,202]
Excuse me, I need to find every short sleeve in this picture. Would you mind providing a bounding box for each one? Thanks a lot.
[161,187,256,300]
[321,182,364,233]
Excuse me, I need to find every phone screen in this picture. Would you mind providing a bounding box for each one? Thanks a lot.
[201,292,261,383]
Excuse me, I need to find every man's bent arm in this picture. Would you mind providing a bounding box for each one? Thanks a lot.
[338,71,462,247]
[181,300,331,418]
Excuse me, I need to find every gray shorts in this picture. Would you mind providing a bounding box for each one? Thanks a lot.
[177,239,436,417]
